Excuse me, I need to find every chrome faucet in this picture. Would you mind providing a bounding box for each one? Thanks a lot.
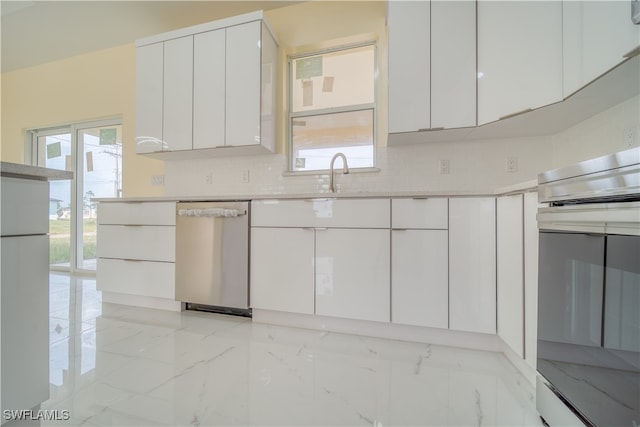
[329,152,349,193]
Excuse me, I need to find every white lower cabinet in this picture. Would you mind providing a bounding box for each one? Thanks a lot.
[1,234,49,414]
[250,198,391,322]
[97,258,176,300]
[250,227,315,314]
[97,225,176,262]
[497,194,524,357]
[449,197,497,334]
[392,229,448,328]
[315,228,390,323]
[523,191,541,368]
[96,202,179,311]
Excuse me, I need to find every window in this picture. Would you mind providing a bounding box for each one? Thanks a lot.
[289,43,376,172]
[28,119,122,273]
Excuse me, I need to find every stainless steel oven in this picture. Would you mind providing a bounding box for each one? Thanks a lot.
[536,147,640,427]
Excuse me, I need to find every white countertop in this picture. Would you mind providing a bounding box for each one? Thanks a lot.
[94,180,538,203]
[0,161,74,181]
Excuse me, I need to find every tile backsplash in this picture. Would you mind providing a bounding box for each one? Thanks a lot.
[163,136,555,197]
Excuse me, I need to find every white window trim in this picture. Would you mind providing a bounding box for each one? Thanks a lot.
[287,41,378,173]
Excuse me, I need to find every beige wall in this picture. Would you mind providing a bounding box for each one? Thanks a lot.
[0,43,164,197]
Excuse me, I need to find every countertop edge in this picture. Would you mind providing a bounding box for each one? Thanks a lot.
[94,181,538,203]
[1,162,74,181]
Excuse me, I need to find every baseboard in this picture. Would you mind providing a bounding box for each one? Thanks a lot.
[252,309,504,352]
[101,291,182,312]
[536,376,586,427]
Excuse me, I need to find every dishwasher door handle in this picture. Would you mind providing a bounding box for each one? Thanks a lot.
[177,208,246,218]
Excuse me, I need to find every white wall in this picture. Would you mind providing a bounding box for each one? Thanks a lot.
[552,95,639,166]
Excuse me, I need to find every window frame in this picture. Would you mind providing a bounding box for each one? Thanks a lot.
[287,41,378,173]
[26,117,123,274]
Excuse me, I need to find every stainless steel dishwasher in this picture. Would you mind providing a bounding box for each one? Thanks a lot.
[175,201,250,316]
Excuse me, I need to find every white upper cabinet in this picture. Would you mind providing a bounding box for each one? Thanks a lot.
[563,1,640,98]
[193,29,226,150]
[477,1,563,125]
[135,11,277,158]
[388,0,430,133]
[135,43,164,154]
[163,36,194,152]
[388,1,477,135]
[431,1,476,129]
[226,21,261,148]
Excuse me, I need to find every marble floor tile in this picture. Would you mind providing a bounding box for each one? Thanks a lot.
[40,273,542,426]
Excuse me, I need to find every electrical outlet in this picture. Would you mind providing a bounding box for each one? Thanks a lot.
[505,157,518,173]
[624,127,636,147]
[241,169,250,183]
[439,159,450,174]
[205,172,213,184]
[151,174,164,186]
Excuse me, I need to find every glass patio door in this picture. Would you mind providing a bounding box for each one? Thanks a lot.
[31,119,122,273]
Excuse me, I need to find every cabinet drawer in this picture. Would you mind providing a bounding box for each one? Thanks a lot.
[1,177,48,236]
[252,198,390,228]
[97,225,175,262]
[98,202,176,225]
[392,198,448,229]
[97,258,175,299]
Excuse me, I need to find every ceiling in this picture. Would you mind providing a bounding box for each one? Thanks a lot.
[1,0,299,73]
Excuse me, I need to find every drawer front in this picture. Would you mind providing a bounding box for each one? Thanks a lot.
[1,177,48,236]
[98,202,176,225]
[252,198,390,228]
[97,258,175,299]
[392,198,448,229]
[97,225,175,261]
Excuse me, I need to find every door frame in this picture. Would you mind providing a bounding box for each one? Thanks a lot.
[26,117,122,274]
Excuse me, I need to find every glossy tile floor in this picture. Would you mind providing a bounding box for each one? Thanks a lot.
[42,273,542,426]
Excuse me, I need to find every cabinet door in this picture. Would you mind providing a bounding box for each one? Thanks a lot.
[392,229,448,328]
[449,198,496,334]
[226,21,261,147]
[497,194,524,357]
[388,1,430,133]
[477,1,562,124]
[431,0,476,129]
[97,258,175,299]
[1,235,49,412]
[193,29,226,150]
[1,177,48,236]
[97,225,175,262]
[392,198,448,230]
[163,36,193,152]
[97,202,176,226]
[250,227,315,314]
[523,192,540,368]
[315,229,390,322]
[563,1,640,97]
[136,43,164,154]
